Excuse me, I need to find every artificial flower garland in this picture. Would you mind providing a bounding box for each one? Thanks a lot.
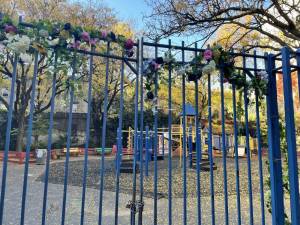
[142,44,268,101]
[0,14,135,62]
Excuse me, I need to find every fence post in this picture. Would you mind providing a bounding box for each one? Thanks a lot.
[266,53,284,225]
[281,47,300,224]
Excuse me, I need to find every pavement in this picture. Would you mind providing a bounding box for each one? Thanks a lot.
[0,158,275,225]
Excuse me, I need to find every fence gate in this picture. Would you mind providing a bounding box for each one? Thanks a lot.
[0,15,300,225]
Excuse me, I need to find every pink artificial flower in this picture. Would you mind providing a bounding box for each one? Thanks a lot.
[124,39,134,50]
[101,31,108,39]
[81,32,90,42]
[4,25,17,33]
[204,49,213,60]
[90,38,97,46]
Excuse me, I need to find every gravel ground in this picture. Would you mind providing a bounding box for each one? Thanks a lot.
[38,156,269,199]
[2,156,284,224]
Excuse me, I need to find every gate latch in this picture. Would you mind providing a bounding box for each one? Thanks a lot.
[126,200,144,214]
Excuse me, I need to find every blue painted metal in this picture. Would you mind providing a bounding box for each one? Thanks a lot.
[153,39,159,225]
[266,53,285,225]
[242,50,254,225]
[61,51,77,225]
[297,49,300,102]
[20,51,39,225]
[281,47,300,225]
[181,41,188,225]
[138,38,145,225]
[162,132,165,159]
[188,126,193,169]
[167,39,173,225]
[232,83,242,225]
[194,43,202,225]
[42,51,58,225]
[253,51,265,225]
[0,54,18,225]
[98,42,110,225]
[145,126,149,177]
[220,68,229,225]
[207,73,216,225]
[131,39,140,225]
[80,46,95,225]
[114,52,125,225]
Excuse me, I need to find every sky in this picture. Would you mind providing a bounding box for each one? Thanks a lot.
[103,0,200,46]
[104,0,149,31]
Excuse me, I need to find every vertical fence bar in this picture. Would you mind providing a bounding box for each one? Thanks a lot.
[181,41,188,225]
[188,126,193,169]
[167,39,173,225]
[138,38,145,225]
[145,126,149,177]
[153,39,159,225]
[42,51,58,225]
[162,132,165,159]
[80,46,95,225]
[0,54,18,225]
[114,52,126,225]
[20,51,39,225]
[253,51,265,225]
[232,83,241,225]
[61,51,77,225]
[242,51,254,225]
[98,42,110,225]
[220,65,229,225]
[208,73,216,225]
[265,53,285,225]
[131,39,140,225]
[194,43,202,225]
[281,47,300,225]
[296,49,300,102]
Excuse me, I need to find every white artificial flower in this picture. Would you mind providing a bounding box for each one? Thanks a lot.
[39,29,49,38]
[47,38,60,46]
[202,60,216,74]
[177,65,186,75]
[6,35,31,54]
[0,44,5,52]
[257,70,268,80]
[20,53,32,64]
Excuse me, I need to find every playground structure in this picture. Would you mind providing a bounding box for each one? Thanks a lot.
[116,104,260,173]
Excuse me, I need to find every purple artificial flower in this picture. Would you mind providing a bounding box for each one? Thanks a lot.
[204,49,213,60]
[124,39,134,50]
[126,49,134,57]
[70,40,81,49]
[90,38,97,46]
[151,60,160,71]
[223,78,228,83]
[101,31,108,39]
[81,32,90,42]
[4,25,17,33]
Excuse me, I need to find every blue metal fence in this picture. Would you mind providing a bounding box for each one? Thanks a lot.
[0,15,299,225]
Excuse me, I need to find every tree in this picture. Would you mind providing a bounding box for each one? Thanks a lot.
[0,0,135,151]
[145,0,300,50]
